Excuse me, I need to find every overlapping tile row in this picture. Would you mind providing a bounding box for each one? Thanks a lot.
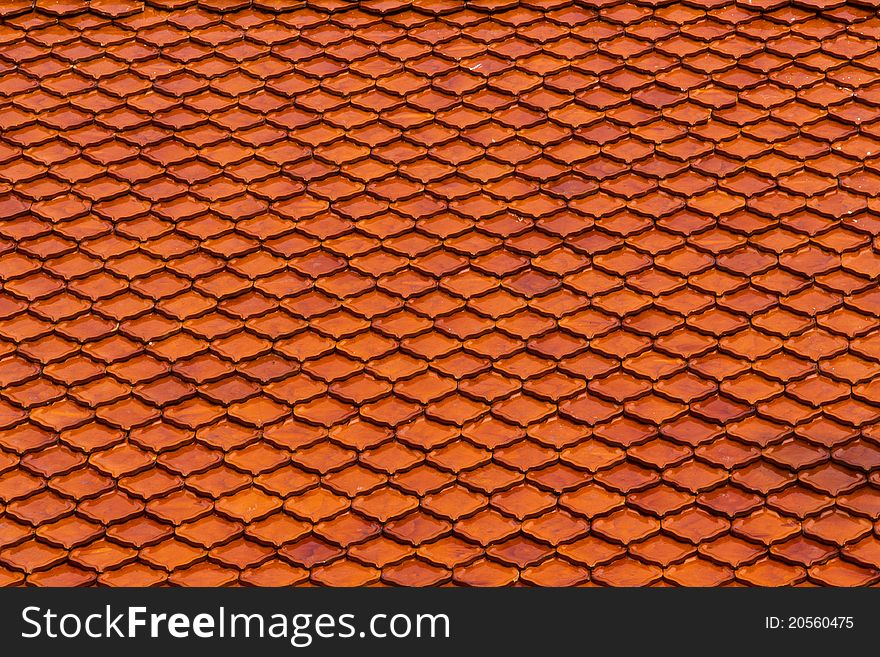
[0,0,879,587]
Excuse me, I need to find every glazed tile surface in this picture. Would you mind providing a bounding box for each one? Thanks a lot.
[0,0,880,587]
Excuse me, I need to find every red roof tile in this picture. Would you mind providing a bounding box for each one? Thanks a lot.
[0,0,879,587]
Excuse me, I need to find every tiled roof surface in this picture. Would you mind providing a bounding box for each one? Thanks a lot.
[1,0,880,587]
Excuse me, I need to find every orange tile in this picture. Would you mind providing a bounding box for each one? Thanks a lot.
[0,0,878,589]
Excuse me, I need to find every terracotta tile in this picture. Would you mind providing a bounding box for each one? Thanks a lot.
[69,538,137,572]
[383,511,451,546]
[521,558,589,587]
[522,509,589,545]
[1,0,880,588]
[107,518,172,549]
[7,491,75,525]
[36,516,102,549]
[0,539,66,573]
[216,488,281,523]
[486,537,552,568]
[770,535,836,568]
[736,558,806,586]
[175,513,242,549]
[453,558,519,586]
[311,559,380,586]
[802,510,872,546]
[411,535,477,568]
[592,557,662,586]
[98,562,168,587]
[168,562,238,587]
[147,490,213,525]
[663,508,730,544]
[28,564,96,587]
[592,508,660,545]
[210,538,274,570]
[279,536,343,569]
[140,538,206,572]
[665,557,735,586]
[241,559,309,587]
[809,558,879,587]
[382,559,450,587]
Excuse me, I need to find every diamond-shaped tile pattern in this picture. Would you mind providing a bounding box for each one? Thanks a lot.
[0,0,879,588]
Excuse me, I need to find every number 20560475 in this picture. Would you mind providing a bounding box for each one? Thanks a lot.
[765,616,854,630]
